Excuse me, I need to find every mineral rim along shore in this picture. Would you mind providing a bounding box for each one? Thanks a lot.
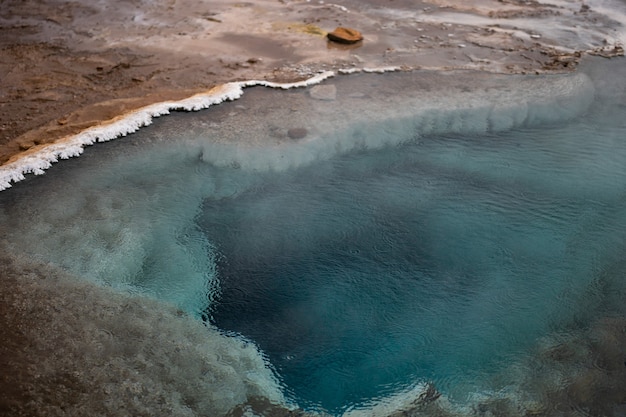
[1,0,624,167]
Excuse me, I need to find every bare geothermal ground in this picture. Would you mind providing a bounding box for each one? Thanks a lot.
[0,0,624,167]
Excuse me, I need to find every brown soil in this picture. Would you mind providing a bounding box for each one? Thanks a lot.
[1,0,624,167]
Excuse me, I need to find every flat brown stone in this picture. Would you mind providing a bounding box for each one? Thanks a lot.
[327,27,363,44]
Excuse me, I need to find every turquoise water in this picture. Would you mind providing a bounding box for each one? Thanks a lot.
[205,115,626,412]
[1,58,625,415]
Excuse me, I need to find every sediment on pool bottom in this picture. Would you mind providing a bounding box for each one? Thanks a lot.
[0,248,288,417]
[338,312,626,417]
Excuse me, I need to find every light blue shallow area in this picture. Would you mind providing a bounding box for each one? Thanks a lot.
[1,58,625,415]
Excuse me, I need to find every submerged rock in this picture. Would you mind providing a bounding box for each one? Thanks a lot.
[417,382,442,404]
[327,27,363,44]
[287,127,308,139]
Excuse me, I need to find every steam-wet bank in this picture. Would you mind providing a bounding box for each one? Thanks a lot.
[1,57,626,416]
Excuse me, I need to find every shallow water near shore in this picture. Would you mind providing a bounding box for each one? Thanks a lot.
[1,57,626,416]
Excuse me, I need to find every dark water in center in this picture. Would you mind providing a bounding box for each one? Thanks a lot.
[197,60,626,414]
[204,122,626,413]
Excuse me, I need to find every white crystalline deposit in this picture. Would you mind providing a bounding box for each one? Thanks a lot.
[0,71,335,192]
[0,66,595,192]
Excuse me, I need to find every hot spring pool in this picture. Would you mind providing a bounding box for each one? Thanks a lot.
[1,57,626,416]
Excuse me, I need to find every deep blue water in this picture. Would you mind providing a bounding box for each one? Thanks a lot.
[1,58,626,416]
[203,122,626,412]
